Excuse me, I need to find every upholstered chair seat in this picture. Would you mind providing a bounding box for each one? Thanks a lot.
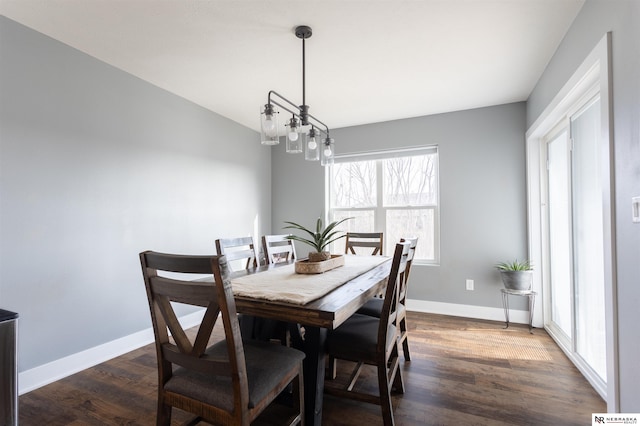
[327,314,397,364]
[165,340,304,412]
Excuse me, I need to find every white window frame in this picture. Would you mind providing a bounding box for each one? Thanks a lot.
[326,146,440,264]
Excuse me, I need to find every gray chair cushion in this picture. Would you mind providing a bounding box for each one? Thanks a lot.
[357,299,406,320]
[327,314,396,364]
[356,298,383,317]
[165,340,304,411]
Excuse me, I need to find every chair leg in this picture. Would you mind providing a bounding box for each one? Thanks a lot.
[401,338,410,361]
[294,364,305,426]
[377,362,395,426]
[400,317,410,361]
[156,398,171,426]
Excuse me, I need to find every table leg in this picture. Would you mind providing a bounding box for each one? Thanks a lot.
[502,291,510,329]
[292,325,326,426]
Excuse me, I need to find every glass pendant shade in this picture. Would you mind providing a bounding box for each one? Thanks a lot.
[320,137,335,166]
[285,117,303,153]
[260,104,280,145]
[305,128,320,161]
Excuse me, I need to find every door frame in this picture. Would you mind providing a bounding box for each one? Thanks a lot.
[525,33,618,410]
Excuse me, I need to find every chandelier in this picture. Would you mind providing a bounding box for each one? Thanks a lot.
[260,26,334,166]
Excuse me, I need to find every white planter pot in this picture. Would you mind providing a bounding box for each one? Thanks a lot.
[500,270,533,290]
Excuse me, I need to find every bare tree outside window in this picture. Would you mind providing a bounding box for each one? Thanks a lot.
[384,155,437,206]
[331,161,376,208]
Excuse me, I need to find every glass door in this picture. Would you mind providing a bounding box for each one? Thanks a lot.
[571,97,606,381]
[546,126,573,344]
[543,94,607,387]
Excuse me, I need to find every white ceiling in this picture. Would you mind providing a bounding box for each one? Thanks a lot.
[0,0,584,132]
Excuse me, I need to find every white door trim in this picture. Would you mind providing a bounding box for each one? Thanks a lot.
[525,33,618,411]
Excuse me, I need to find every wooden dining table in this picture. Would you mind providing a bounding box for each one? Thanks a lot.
[228,257,392,426]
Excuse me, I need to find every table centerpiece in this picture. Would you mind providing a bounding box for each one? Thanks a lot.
[284,217,351,274]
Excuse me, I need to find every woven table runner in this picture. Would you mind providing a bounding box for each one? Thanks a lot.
[230,255,389,305]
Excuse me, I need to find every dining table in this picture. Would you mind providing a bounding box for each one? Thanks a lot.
[227,255,392,426]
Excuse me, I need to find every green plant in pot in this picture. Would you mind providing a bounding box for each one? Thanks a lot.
[284,217,352,262]
[496,259,533,291]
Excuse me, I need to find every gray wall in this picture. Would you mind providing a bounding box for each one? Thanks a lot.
[272,103,529,310]
[4,0,637,409]
[0,17,268,372]
[527,0,640,412]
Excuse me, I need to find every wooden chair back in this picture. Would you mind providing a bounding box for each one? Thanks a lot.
[344,232,384,256]
[398,237,418,304]
[379,242,410,346]
[140,251,304,425]
[215,236,259,270]
[262,234,297,264]
[139,251,248,423]
[324,241,410,424]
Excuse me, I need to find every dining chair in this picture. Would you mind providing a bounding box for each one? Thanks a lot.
[215,236,259,271]
[139,251,305,426]
[356,237,418,361]
[260,234,299,346]
[344,232,384,256]
[262,234,297,264]
[216,236,285,344]
[324,241,410,426]
[215,237,262,340]
[325,231,385,378]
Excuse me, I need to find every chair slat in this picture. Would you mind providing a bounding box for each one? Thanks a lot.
[345,232,384,256]
[150,277,216,305]
[155,295,193,354]
[192,302,221,357]
[215,237,259,270]
[262,234,296,264]
[143,251,214,274]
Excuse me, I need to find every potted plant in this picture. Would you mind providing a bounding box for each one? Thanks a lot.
[284,217,351,262]
[496,259,533,291]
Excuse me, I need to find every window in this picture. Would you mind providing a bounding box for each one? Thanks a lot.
[328,147,439,263]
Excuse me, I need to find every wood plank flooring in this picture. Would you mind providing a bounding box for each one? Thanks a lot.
[19,312,605,425]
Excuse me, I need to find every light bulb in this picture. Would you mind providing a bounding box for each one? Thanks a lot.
[288,131,299,141]
[263,116,276,137]
[324,146,332,157]
[307,138,317,150]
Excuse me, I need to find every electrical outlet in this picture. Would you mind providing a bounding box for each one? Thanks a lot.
[466,279,474,291]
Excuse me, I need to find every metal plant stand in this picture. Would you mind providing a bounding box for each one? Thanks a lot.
[501,288,536,333]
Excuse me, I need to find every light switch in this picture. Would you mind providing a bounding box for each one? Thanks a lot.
[633,197,640,223]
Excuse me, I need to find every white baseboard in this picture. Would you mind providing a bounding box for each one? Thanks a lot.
[18,310,205,395]
[19,301,530,395]
[406,298,531,325]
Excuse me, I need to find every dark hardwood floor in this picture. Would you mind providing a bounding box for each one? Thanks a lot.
[19,312,605,425]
